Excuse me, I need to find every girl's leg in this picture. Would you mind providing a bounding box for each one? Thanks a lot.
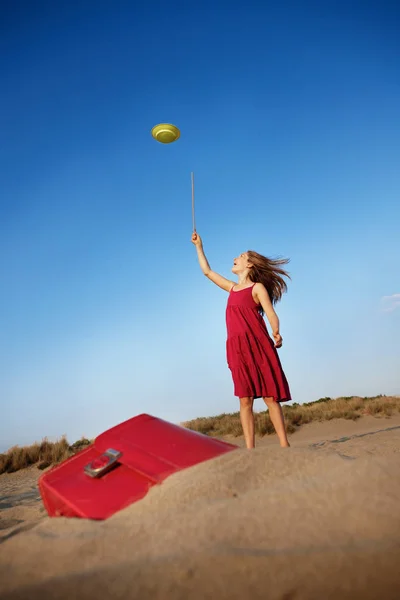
[263,397,290,448]
[239,396,255,449]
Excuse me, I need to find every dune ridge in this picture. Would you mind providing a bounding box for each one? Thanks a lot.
[1,415,400,599]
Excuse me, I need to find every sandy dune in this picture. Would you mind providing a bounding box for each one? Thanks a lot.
[1,415,400,599]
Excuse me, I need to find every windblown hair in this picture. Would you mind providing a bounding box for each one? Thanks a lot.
[247,251,291,305]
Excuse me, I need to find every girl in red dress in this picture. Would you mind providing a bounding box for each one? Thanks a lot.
[191,232,291,449]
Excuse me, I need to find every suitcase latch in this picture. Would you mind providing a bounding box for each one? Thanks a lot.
[84,448,122,478]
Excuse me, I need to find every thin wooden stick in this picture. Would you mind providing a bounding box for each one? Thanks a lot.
[191,171,196,232]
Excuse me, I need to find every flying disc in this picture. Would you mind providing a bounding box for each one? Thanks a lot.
[151,123,180,144]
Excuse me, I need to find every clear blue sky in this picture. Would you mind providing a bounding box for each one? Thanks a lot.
[1,1,399,451]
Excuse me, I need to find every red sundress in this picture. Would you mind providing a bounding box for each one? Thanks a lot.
[226,284,291,401]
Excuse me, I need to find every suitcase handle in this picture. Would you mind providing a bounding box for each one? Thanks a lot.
[84,448,122,478]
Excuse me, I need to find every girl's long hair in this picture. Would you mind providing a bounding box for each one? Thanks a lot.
[247,251,291,305]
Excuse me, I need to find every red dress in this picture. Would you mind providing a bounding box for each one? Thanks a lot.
[226,284,291,401]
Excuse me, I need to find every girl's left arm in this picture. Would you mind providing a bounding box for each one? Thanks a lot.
[254,283,282,348]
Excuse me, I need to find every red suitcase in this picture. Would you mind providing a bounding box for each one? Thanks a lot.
[39,413,238,520]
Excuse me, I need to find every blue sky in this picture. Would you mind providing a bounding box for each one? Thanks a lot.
[1,1,399,451]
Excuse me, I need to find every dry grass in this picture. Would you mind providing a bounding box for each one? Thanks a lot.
[2,395,399,474]
[182,395,400,438]
[0,437,92,475]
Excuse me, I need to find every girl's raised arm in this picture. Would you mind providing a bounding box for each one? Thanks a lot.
[191,233,234,292]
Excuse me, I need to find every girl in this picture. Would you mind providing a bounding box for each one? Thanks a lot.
[191,232,291,449]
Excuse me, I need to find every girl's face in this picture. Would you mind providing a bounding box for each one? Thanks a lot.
[232,252,251,274]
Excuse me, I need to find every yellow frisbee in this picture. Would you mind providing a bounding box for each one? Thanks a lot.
[151,123,180,144]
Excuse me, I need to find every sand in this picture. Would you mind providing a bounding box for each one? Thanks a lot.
[1,415,400,599]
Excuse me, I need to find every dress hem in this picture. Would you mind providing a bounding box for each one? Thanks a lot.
[234,395,291,402]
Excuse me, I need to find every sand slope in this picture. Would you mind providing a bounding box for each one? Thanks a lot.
[0,417,400,599]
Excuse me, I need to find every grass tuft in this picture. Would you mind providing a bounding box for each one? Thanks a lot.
[0,436,93,475]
